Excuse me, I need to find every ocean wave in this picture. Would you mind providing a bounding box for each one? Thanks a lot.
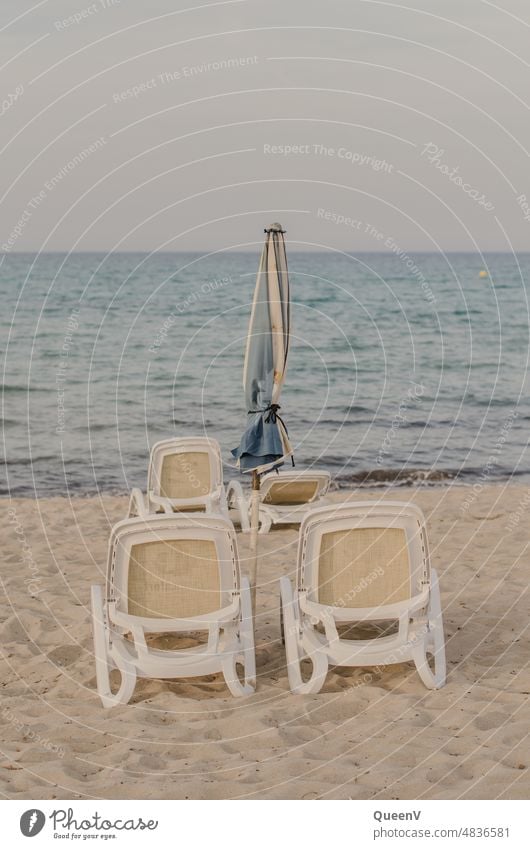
[336,466,527,487]
[2,384,46,393]
[336,468,457,486]
[316,418,374,427]
[3,455,61,466]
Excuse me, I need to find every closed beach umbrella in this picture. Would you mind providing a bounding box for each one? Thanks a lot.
[232,223,293,603]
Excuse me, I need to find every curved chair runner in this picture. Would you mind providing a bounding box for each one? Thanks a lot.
[280,501,446,694]
[91,513,255,707]
[128,436,249,531]
[236,469,331,534]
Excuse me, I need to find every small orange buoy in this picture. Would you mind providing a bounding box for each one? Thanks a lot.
[479,269,488,278]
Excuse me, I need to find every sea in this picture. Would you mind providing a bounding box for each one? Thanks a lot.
[1,251,529,497]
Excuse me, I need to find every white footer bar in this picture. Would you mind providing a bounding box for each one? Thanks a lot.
[2,799,526,847]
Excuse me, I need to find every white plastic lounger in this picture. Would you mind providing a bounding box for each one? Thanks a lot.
[128,437,249,531]
[91,513,255,707]
[246,470,331,534]
[280,501,446,694]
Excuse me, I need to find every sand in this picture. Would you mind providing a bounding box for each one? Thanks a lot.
[1,485,529,800]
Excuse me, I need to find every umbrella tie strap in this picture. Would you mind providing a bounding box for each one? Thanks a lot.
[265,405,295,467]
[246,404,288,431]
[264,404,281,425]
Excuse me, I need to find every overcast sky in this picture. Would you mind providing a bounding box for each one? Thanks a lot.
[1,0,530,252]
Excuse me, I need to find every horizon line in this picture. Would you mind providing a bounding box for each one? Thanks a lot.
[3,250,530,256]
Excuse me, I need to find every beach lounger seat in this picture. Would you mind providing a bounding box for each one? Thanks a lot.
[91,513,255,707]
[128,437,249,531]
[236,469,331,534]
[280,501,446,694]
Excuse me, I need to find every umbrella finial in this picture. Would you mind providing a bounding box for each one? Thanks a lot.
[264,222,285,234]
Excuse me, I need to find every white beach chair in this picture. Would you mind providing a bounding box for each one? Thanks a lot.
[248,470,331,534]
[128,437,249,531]
[91,513,255,707]
[280,501,446,694]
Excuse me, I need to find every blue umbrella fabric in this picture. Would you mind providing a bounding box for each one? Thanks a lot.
[232,223,293,472]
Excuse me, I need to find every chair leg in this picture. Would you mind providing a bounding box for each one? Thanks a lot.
[412,571,446,689]
[237,495,251,532]
[258,512,272,535]
[239,577,256,690]
[226,481,250,532]
[221,579,255,697]
[428,569,446,687]
[222,654,254,697]
[412,644,438,689]
[91,585,137,708]
[128,488,148,518]
[280,577,328,694]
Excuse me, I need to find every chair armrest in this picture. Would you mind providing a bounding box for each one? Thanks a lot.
[300,587,430,625]
[108,597,240,633]
[148,494,177,514]
[149,493,211,511]
[226,480,250,532]
[128,488,149,518]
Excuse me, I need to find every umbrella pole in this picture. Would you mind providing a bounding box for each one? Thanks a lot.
[249,469,261,610]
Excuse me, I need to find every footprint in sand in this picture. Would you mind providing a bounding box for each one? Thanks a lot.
[473,711,509,731]
[46,645,83,667]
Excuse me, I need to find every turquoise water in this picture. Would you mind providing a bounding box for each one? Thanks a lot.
[1,251,529,496]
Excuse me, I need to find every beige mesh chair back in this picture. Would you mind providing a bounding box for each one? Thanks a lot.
[264,479,320,505]
[280,501,446,694]
[158,451,212,501]
[257,470,331,533]
[316,525,412,608]
[91,514,255,707]
[148,437,225,513]
[127,436,250,531]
